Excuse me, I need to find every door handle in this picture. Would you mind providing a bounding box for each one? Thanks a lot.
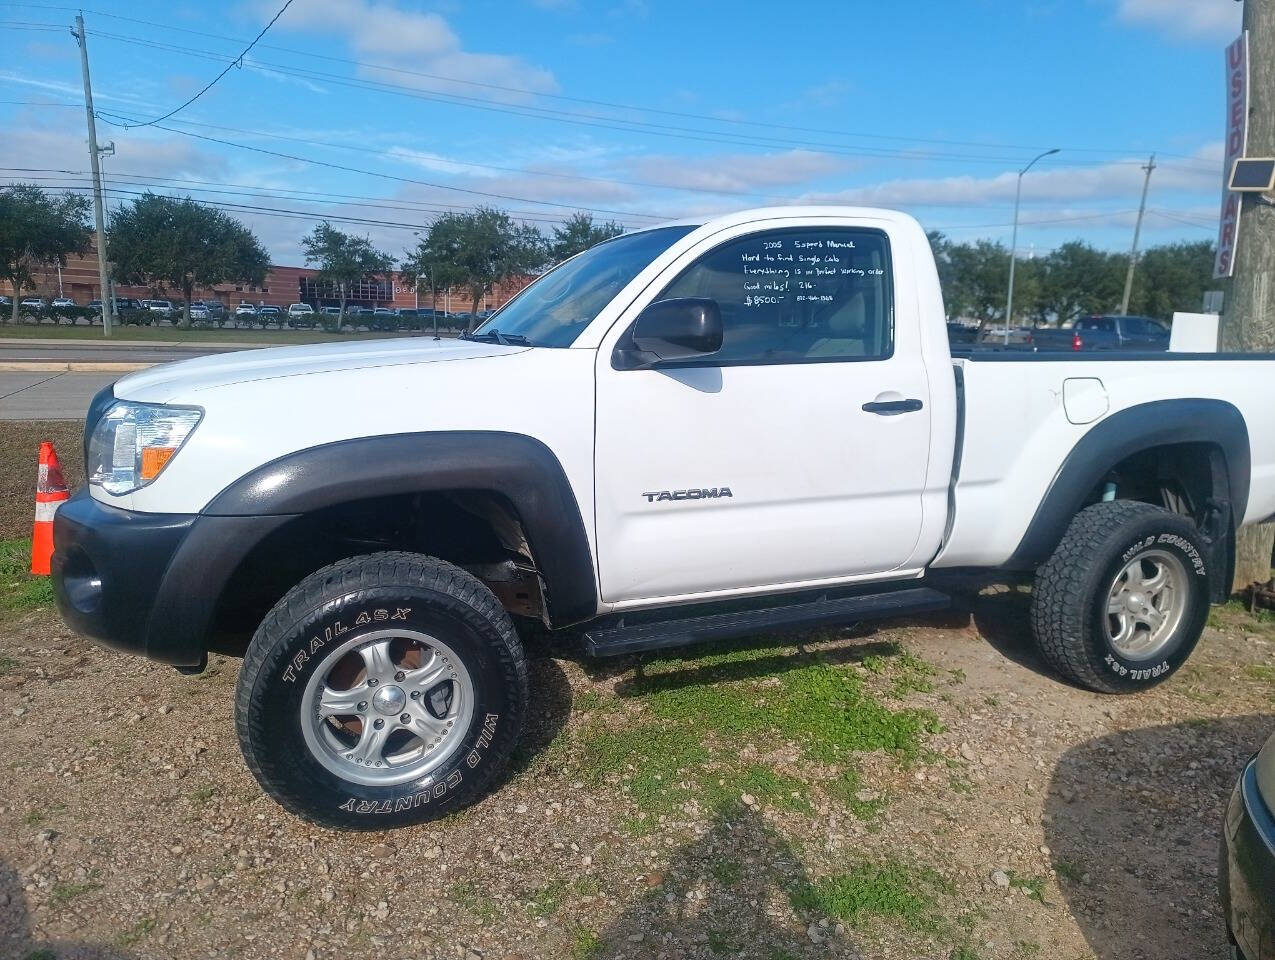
[862,398,924,415]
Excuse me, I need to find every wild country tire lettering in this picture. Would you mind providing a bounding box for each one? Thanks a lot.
[279,607,413,683]
[337,713,500,814]
[1119,533,1206,575]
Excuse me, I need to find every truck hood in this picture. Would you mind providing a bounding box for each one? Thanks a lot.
[113,337,528,404]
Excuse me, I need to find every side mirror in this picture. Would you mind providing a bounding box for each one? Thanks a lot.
[614,298,723,370]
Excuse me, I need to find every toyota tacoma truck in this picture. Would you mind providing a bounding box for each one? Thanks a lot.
[51,207,1275,829]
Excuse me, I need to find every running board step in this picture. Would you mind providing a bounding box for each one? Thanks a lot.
[581,587,950,658]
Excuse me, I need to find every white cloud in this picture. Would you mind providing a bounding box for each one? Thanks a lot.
[1114,0,1241,40]
[273,0,557,96]
[626,150,849,194]
[799,148,1222,209]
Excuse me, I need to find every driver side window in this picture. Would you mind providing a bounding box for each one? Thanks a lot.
[654,228,894,365]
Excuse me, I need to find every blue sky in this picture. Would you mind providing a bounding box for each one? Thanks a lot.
[0,0,1243,264]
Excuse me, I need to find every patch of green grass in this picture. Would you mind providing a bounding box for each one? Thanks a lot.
[0,654,18,675]
[1053,858,1085,884]
[577,723,711,815]
[723,764,811,812]
[707,930,735,954]
[527,880,566,919]
[573,689,614,713]
[1244,664,1275,683]
[449,880,499,923]
[1014,940,1041,957]
[635,642,940,764]
[950,947,983,960]
[570,927,602,960]
[117,916,157,946]
[1006,871,1049,904]
[0,538,55,611]
[827,767,888,821]
[50,879,101,905]
[571,876,601,897]
[23,950,57,960]
[789,860,947,932]
[949,775,975,796]
[947,668,967,685]
[711,860,743,886]
[187,786,216,805]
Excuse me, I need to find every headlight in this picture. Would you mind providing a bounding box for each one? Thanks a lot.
[87,401,202,496]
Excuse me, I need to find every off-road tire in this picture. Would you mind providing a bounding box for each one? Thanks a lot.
[235,552,527,830]
[1030,501,1211,694]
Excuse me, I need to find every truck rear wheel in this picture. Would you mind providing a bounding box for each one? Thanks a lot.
[234,552,527,829]
[1030,501,1211,694]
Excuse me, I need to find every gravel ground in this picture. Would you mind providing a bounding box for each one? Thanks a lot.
[1,587,1272,960]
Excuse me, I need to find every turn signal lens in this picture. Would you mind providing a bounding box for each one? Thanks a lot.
[140,446,177,480]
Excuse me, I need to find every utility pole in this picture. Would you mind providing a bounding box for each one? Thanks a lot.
[72,14,114,337]
[1223,0,1275,590]
[1119,153,1156,315]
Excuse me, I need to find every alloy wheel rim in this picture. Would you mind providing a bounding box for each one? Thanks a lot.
[1103,548,1189,660]
[299,628,475,787]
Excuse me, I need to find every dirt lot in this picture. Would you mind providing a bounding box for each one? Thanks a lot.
[0,427,1272,960]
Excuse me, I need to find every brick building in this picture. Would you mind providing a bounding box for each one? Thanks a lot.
[5,245,533,314]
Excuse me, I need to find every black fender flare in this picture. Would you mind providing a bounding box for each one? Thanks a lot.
[204,431,598,626]
[1007,398,1249,571]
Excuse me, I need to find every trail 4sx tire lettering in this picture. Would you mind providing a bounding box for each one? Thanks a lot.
[234,552,527,829]
[1030,501,1212,694]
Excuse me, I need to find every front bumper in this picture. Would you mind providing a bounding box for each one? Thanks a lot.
[1221,759,1275,960]
[52,489,293,668]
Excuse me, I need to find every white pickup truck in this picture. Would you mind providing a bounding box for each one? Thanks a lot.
[51,207,1275,829]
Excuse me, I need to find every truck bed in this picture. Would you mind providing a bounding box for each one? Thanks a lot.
[934,352,1275,570]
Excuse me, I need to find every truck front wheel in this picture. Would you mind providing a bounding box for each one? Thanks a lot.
[234,552,527,829]
[1030,501,1211,694]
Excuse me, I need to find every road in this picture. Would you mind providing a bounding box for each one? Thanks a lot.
[0,340,251,420]
[0,339,248,366]
[0,372,119,420]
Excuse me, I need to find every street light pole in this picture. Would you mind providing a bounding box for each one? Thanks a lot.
[1004,147,1059,345]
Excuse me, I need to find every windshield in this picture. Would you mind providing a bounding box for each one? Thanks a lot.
[472,225,697,347]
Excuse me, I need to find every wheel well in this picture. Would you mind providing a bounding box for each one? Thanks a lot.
[1088,441,1226,525]
[1082,441,1235,602]
[207,491,547,656]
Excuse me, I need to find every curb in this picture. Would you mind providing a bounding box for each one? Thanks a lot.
[0,361,155,373]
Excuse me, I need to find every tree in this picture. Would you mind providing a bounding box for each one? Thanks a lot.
[1037,241,1125,325]
[1126,241,1215,320]
[549,212,624,262]
[0,184,91,323]
[300,223,395,330]
[399,228,466,338]
[109,193,269,328]
[429,208,545,332]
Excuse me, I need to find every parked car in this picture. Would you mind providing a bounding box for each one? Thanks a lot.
[258,305,282,320]
[51,296,76,309]
[1221,728,1275,960]
[319,306,342,316]
[144,299,175,318]
[0,295,10,307]
[288,303,316,327]
[235,302,258,318]
[188,301,210,322]
[20,297,47,312]
[1029,315,1171,352]
[52,206,1275,830]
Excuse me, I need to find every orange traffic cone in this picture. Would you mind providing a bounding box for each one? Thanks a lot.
[31,442,69,576]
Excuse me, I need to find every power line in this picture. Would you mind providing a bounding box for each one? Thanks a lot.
[0,2,1219,166]
[82,28,1205,171]
[92,110,670,221]
[119,0,294,128]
